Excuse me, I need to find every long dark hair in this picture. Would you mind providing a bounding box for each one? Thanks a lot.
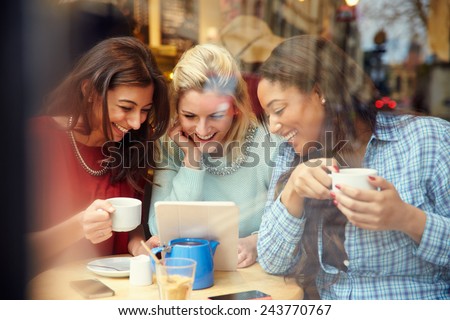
[260,35,380,298]
[45,37,170,191]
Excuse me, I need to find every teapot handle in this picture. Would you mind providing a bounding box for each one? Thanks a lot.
[151,245,172,256]
[151,246,163,255]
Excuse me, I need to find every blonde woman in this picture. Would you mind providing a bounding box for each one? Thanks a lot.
[148,44,281,268]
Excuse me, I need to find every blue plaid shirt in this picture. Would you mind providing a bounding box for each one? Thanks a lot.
[257,112,450,299]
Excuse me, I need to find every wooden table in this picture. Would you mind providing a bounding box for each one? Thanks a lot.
[27,255,303,300]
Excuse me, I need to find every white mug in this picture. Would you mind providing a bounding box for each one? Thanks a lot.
[129,255,152,286]
[330,168,378,192]
[107,197,142,232]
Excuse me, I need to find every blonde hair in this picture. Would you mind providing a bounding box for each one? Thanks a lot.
[170,43,256,159]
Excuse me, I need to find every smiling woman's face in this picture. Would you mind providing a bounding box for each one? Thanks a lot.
[257,79,325,156]
[178,89,235,153]
[89,84,154,145]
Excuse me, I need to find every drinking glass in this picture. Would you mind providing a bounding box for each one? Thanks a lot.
[155,258,196,300]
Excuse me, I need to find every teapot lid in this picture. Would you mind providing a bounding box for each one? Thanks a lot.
[170,238,208,246]
[174,241,203,246]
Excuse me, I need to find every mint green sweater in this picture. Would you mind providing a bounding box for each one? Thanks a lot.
[148,126,282,237]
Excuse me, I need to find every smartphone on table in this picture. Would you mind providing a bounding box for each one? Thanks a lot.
[70,279,115,299]
[208,290,272,300]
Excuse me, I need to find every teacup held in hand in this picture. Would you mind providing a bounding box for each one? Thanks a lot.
[330,168,377,192]
[107,197,141,232]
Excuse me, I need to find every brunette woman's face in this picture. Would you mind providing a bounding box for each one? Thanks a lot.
[177,90,235,152]
[257,79,325,156]
[90,84,154,144]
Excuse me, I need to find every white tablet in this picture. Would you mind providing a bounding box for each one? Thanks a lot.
[154,201,239,271]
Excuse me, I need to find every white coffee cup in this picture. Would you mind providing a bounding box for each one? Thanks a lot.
[330,168,378,192]
[107,197,142,232]
[129,255,152,286]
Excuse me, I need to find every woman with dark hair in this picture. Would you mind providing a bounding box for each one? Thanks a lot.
[27,37,170,275]
[256,35,450,299]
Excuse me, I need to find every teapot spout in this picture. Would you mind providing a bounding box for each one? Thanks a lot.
[209,240,220,255]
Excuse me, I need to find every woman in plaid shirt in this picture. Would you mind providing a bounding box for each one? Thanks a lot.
[256,35,449,299]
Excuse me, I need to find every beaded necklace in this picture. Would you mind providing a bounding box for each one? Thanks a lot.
[200,125,257,176]
[66,116,109,176]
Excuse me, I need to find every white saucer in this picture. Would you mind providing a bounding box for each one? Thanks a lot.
[86,257,131,278]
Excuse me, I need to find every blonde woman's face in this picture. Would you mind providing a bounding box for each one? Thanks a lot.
[178,90,235,153]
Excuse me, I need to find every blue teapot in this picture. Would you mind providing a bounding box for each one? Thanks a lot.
[152,238,220,290]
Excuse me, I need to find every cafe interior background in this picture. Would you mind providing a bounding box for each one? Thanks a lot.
[24,0,450,120]
[2,0,448,299]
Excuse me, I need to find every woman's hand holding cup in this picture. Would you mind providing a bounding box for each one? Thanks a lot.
[330,171,425,242]
[289,158,339,199]
[82,199,115,244]
[281,158,339,217]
